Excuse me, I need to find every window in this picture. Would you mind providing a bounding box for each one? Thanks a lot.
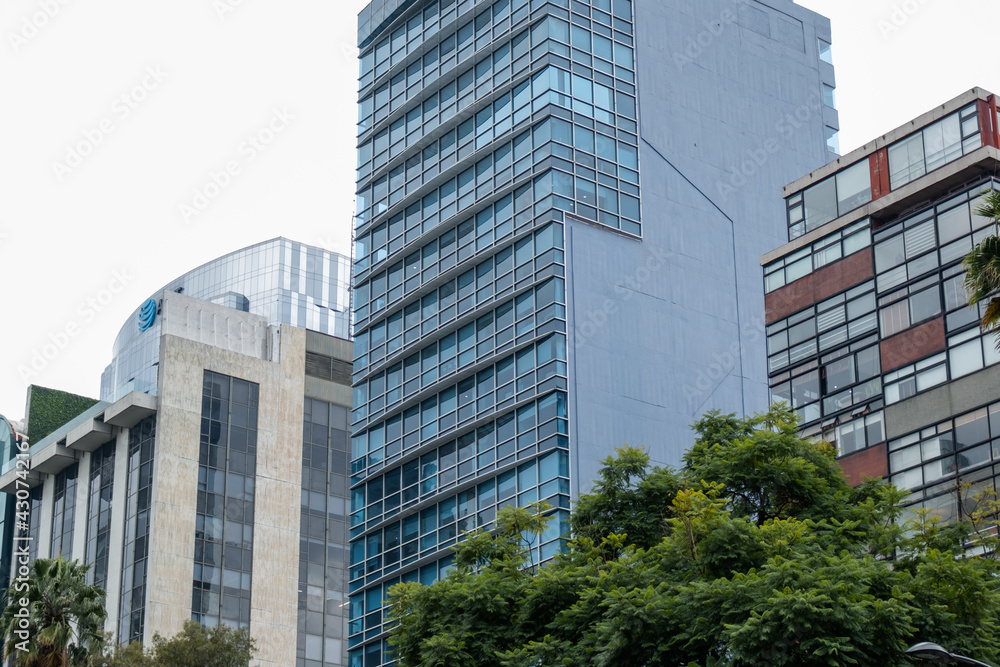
[887,104,979,190]
[818,38,833,64]
[353,331,569,471]
[949,327,1000,379]
[825,126,840,155]
[51,464,79,559]
[786,161,870,236]
[764,220,870,293]
[888,401,1000,495]
[767,282,876,373]
[883,352,947,404]
[824,411,884,456]
[819,344,881,416]
[878,281,940,337]
[193,373,258,630]
[822,84,836,109]
[350,394,570,583]
[86,441,115,590]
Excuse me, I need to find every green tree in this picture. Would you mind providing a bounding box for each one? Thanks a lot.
[91,642,151,667]
[93,621,255,667]
[685,406,850,526]
[388,503,551,667]
[1,557,106,667]
[964,188,1000,342]
[150,621,254,667]
[570,445,682,552]
[387,405,1000,667]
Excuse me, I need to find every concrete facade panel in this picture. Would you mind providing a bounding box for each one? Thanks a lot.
[885,363,1000,440]
[38,476,53,559]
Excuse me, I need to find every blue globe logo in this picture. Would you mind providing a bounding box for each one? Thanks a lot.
[138,298,157,332]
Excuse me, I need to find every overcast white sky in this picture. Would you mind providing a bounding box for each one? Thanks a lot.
[1,0,997,423]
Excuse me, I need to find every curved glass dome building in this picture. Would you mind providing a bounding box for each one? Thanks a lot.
[100,238,352,401]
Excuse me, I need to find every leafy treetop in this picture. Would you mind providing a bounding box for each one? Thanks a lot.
[94,620,255,667]
[387,404,1000,667]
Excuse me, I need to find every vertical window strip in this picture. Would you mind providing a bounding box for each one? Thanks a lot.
[86,441,115,590]
[50,463,78,559]
[192,371,259,630]
[119,416,156,645]
[297,398,351,666]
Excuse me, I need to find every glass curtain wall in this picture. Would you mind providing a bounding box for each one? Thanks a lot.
[350,0,641,663]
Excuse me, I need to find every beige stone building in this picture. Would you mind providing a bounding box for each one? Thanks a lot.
[0,240,353,667]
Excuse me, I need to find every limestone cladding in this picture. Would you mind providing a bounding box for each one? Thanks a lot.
[146,292,304,666]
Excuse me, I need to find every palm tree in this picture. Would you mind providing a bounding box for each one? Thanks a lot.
[1,557,107,666]
[964,188,1000,346]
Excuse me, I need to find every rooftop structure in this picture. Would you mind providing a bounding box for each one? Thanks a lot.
[100,237,351,402]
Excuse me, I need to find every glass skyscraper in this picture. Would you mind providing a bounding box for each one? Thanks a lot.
[350,1,837,663]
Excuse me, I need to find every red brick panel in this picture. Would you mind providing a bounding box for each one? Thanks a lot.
[869,148,891,200]
[990,95,1000,149]
[879,317,946,373]
[764,251,874,324]
[869,152,881,200]
[838,442,888,486]
[979,99,996,149]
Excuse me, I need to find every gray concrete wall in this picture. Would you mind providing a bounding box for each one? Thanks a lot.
[159,291,271,359]
[567,0,836,490]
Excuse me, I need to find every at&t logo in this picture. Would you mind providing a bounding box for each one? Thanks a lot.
[138,298,157,332]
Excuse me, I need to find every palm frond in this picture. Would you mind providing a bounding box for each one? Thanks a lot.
[963,236,1000,300]
[2,558,106,667]
[983,297,1000,332]
[973,188,1000,222]
[964,189,1000,347]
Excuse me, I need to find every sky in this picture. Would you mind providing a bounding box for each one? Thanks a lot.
[1,0,997,424]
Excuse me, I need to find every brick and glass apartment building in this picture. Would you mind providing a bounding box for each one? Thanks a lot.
[763,87,1000,522]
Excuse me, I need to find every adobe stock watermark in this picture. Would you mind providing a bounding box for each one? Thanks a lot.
[213,0,248,20]
[7,0,72,53]
[681,315,766,414]
[671,5,737,71]
[878,0,932,40]
[10,434,34,654]
[336,39,359,66]
[569,244,669,351]
[311,233,347,254]
[178,107,295,224]
[51,65,168,183]
[17,269,134,383]
[716,92,825,198]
